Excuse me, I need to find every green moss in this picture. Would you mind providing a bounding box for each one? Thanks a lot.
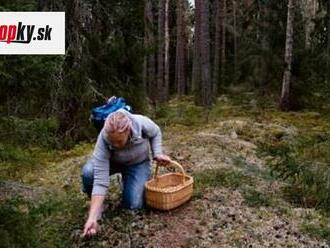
[0,116,59,149]
[155,99,207,128]
[242,189,274,208]
[0,142,93,184]
[232,155,274,181]
[0,143,35,164]
[0,193,86,248]
[193,168,255,198]
[302,223,330,244]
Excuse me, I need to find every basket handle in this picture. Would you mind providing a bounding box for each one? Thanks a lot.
[154,160,186,184]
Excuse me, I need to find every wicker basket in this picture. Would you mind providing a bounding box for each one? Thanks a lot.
[144,160,194,210]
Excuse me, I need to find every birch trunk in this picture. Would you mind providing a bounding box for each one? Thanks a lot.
[280,0,294,111]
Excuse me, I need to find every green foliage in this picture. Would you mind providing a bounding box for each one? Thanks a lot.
[0,117,60,179]
[0,144,34,165]
[193,168,255,198]
[0,0,37,11]
[154,98,207,127]
[234,0,287,89]
[242,189,273,208]
[0,0,146,148]
[302,223,330,245]
[0,194,86,248]
[0,117,59,149]
[232,155,274,181]
[259,135,330,214]
[0,0,65,147]
[0,55,64,117]
[83,0,146,110]
[227,0,330,110]
[0,197,38,248]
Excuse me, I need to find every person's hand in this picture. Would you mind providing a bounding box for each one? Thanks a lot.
[154,154,172,166]
[82,218,98,238]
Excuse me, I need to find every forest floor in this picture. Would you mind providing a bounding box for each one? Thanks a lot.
[1,92,330,247]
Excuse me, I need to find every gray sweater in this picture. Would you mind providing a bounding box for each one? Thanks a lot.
[91,109,163,196]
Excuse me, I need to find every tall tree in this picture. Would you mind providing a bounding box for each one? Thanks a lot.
[327,0,330,86]
[175,0,188,96]
[232,0,238,83]
[213,0,226,97]
[56,0,92,143]
[192,0,201,96]
[280,0,294,111]
[257,0,271,96]
[194,0,212,106]
[220,0,227,90]
[157,0,170,103]
[144,0,156,101]
[301,0,318,49]
[213,0,221,97]
[164,0,169,98]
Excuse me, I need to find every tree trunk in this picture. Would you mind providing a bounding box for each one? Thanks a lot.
[56,0,91,144]
[232,0,237,84]
[164,0,169,99]
[157,0,169,103]
[175,0,187,96]
[213,0,221,98]
[200,0,212,106]
[144,0,156,101]
[213,0,226,97]
[327,1,330,85]
[220,0,226,89]
[192,0,201,96]
[257,0,270,96]
[301,0,318,49]
[280,0,294,111]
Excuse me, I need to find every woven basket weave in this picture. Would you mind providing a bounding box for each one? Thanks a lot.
[144,160,193,210]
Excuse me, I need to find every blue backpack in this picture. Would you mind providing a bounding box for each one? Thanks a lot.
[90,96,132,133]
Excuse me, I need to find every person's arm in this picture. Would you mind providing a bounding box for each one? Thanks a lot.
[91,129,111,196]
[83,195,105,237]
[139,115,171,163]
[139,115,163,159]
[83,129,110,237]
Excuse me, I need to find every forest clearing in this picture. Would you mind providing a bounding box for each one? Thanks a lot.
[1,93,330,247]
